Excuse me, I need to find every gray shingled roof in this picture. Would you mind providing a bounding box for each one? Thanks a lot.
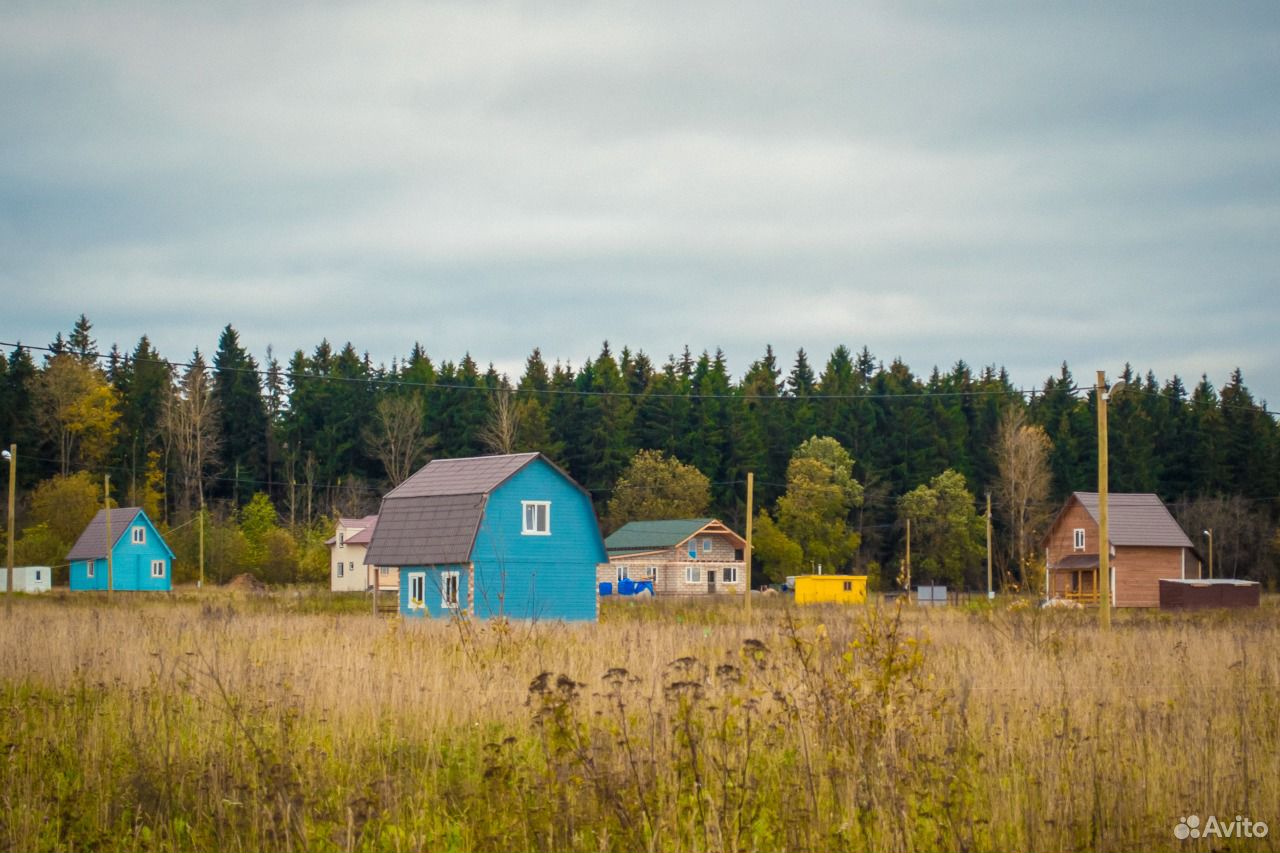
[364,494,486,566]
[384,453,540,499]
[1070,492,1193,548]
[66,507,144,561]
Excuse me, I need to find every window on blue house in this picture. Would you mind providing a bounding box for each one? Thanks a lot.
[407,571,427,604]
[132,526,145,545]
[521,501,550,535]
[87,560,95,579]
[442,571,460,608]
[151,560,165,578]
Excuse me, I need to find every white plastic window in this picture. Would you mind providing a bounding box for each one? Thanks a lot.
[685,565,700,584]
[723,565,738,584]
[442,571,460,608]
[151,560,165,578]
[132,526,146,545]
[87,560,95,579]
[522,501,550,535]
[408,574,426,610]
[1073,528,1085,550]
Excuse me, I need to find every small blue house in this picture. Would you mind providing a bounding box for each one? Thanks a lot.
[365,453,606,621]
[67,507,174,591]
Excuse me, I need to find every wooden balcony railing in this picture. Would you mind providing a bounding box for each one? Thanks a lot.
[1062,589,1100,604]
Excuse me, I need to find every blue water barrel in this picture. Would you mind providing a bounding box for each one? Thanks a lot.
[599,582,612,596]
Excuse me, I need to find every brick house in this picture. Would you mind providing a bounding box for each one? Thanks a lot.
[1043,492,1202,608]
[601,518,746,595]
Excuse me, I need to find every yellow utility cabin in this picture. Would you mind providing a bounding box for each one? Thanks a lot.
[794,575,867,605]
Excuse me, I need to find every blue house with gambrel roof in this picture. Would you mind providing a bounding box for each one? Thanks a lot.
[365,453,606,621]
[67,507,174,591]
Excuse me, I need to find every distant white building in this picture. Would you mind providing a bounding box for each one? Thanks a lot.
[326,515,395,593]
[0,566,52,593]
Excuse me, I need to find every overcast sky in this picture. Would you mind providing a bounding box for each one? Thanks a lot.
[2,2,1277,404]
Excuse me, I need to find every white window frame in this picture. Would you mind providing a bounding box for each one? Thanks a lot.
[408,573,426,610]
[685,565,701,584]
[87,559,95,579]
[646,565,657,579]
[379,565,389,576]
[338,530,345,548]
[617,565,629,582]
[442,570,460,608]
[150,559,165,578]
[1073,528,1085,551]
[521,501,551,536]
[702,537,713,554]
[132,526,146,545]
[336,561,345,578]
[722,565,738,584]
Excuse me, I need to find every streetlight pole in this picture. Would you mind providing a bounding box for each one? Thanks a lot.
[1096,371,1113,629]
[4,445,14,613]
[1203,528,1214,579]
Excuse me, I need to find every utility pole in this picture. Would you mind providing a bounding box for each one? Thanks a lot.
[5,445,15,613]
[198,495,205,588]
[105,474,113,599]
[1096,370,1112,629]
[905,517,912,597]
[986,491,993,599]
[744,471,754,618]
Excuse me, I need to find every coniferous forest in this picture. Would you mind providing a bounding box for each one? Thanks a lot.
[2,315,1277,589]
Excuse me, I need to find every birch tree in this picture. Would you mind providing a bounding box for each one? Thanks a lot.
[364,393,434,486]
[162,352,220,515]
[993,408,1053,589]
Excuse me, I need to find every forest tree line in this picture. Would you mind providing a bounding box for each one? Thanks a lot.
[1,315,1277,588]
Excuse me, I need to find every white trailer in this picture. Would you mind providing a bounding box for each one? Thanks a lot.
[0,566,53,593]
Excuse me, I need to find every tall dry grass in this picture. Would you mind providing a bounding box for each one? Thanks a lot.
[0,591,1276,852]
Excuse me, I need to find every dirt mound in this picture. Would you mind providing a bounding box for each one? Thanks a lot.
[226,573,267,593]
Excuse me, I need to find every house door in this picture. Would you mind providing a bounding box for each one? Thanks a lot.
[707,570,716,594]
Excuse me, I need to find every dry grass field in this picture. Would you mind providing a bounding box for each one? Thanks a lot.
[0,591,1276,852]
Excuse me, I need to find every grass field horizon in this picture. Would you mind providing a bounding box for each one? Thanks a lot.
[1,591,1276,852]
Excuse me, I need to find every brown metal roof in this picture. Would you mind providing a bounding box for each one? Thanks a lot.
[384,453,540,499]
[364,494,486,566]
[66,507,145,560]
[1048,554,1100,570]
[1070,492,1193,548]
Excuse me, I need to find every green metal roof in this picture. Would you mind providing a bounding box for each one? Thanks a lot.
[605,519,715,552]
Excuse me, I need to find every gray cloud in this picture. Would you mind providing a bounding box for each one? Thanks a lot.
[2,2,1277,404]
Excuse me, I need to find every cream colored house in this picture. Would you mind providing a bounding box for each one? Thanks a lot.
[600,518,747,595]
[327,515,396,593]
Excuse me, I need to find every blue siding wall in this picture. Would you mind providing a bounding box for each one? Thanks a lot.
[471,459,605,621]
[69,513,173,591]
[399,564,468,618]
